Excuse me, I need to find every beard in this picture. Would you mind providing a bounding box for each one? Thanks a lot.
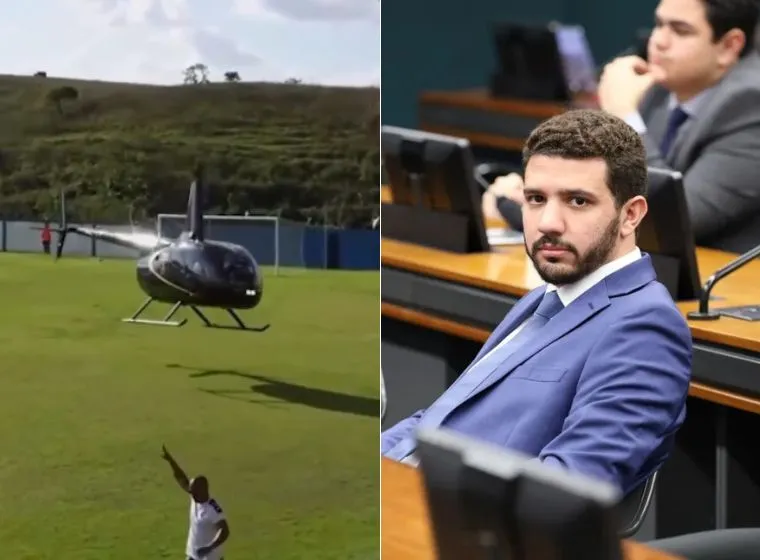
[526,216,620,286]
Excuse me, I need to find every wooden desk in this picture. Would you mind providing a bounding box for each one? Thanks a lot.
[380,185,760,410]
[382,458,682,560]
[380,188,760,538]
[418,89,582,153]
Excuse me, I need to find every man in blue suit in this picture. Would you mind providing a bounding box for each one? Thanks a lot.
[381,109,693,496]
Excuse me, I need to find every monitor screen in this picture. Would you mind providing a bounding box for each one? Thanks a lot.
[638,167,702,301]
[490,21,598,102]
[491,22,570,102]
[553,23,598,94]
[416,427,625,560]
[381,126,490,254]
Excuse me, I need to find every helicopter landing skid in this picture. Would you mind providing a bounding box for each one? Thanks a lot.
[121,298,269,332]
[188,306,271,333]
[121,298,188,327]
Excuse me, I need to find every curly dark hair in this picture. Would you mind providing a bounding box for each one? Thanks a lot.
[522,109,647,209]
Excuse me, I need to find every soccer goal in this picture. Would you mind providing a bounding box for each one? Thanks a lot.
[155,214,310,275]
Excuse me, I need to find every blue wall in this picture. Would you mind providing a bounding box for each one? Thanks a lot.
[335,229,381,270]
[381,0,657,128]
[156,219,380,271]
[1,220,380,271]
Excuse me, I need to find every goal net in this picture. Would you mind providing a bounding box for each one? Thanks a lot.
[155,214,311,275]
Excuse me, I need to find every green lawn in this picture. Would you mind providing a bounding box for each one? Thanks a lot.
[0,253,380,559]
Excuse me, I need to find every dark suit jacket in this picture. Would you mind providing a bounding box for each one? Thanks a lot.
[639,52,760,254]
[498,52,760,254]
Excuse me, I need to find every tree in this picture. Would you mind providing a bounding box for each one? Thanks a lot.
[47,85,79,115]
[284,77,302,85]
[224,71,241,83]
[183,63,210,85]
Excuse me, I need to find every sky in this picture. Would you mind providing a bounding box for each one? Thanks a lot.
[0,0,380,86]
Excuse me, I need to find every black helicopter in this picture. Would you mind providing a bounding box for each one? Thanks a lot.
[47,166,269,332]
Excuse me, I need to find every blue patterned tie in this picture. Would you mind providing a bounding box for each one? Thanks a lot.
[660,106,689,157]
[385,289,565,462]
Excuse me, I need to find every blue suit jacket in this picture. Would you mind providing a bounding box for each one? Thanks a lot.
[381,254,693,495]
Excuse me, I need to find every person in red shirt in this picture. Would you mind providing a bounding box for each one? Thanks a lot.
[41,221,51,254]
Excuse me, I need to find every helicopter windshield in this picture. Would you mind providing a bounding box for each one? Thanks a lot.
[150,243,209,290]
[223,250,256,287]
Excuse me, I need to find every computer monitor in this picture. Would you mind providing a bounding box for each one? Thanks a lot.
[490,21,598,102]
[381,126,490,254]
[638,167,702,301]
[415,427,624,560]
[553,23,598,95]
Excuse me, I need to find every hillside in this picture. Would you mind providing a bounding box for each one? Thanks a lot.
[0,75,380,226]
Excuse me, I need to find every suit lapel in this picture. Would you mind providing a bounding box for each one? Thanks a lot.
[461,284,611,404]
[646,95,670,149]
[670,53,760,168]
[668,119,697,166]
[670,101,712,167]
[436,254,657,426]
[466,289,545,369]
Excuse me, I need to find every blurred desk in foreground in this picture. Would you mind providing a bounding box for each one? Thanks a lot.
[381,458,682,560]
[380,188,760,539]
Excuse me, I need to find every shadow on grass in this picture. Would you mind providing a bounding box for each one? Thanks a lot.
[196,388,286,408]
[167,364,379,419]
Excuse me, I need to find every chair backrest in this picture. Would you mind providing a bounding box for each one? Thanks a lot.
[618,471,658,538]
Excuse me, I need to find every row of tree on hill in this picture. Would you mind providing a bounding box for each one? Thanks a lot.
[33,66,305,87]
[182,63,302,86]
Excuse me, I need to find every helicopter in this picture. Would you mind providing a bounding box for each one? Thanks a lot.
[44,165,270,332]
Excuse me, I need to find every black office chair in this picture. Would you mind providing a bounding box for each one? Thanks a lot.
[618,471,658,538]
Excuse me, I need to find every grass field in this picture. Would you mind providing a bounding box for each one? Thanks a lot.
[0,253,380,559]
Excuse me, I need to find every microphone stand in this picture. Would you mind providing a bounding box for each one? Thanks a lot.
[687,243,760,320]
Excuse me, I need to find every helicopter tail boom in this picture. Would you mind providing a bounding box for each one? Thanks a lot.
[37,187,173,258]
[63,226,173,253]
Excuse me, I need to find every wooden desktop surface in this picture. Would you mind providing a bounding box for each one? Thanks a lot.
[418,89,597,152]
[382,237,760,352]
[381,457,682,560]
[380,186,760,351]
[421,88,573,118]
[380,186,760,414]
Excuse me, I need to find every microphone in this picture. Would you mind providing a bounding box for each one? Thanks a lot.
[687,243,760,320]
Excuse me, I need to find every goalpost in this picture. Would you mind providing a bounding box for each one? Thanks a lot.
[155,214,313,275]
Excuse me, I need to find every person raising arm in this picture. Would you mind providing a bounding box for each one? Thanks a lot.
[162,445,230,560]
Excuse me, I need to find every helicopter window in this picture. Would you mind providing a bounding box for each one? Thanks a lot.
[223,253,254,285]
[151,249,170,276]
[173,245,206,277]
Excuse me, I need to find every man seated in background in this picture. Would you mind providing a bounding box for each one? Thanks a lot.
[485,0,760,254]
[382,109,693,497]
